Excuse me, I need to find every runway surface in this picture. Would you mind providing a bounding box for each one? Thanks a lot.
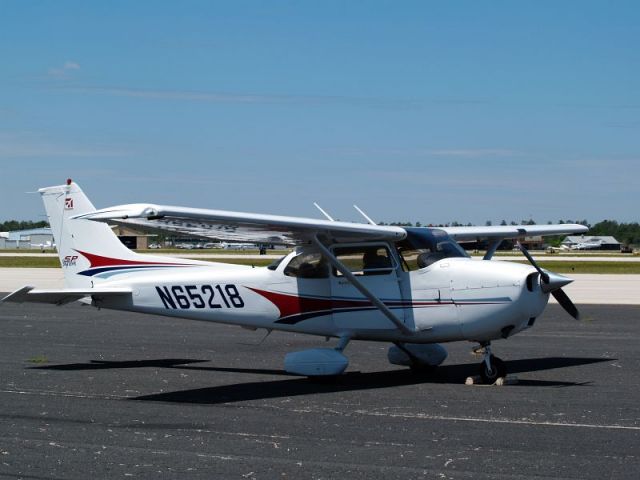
[0,302,638,479]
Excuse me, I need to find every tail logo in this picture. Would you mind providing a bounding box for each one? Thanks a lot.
[64,198,74,209]
[62,255,78,267]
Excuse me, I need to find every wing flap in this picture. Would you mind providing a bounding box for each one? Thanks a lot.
[1,286,133,305]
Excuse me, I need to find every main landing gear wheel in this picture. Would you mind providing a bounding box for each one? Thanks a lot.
[479,355,506,384]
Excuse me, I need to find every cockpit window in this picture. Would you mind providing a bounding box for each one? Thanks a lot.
[332,245,395,276]
[397,228,469,271]
[283,251,329,278]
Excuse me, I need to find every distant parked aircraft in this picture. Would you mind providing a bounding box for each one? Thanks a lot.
[570,242,601,250]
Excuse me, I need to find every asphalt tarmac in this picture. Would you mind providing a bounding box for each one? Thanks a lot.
[0,302,638,479]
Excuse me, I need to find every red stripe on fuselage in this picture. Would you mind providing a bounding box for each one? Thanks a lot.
[75,250,188,268]
[248,287,371,319]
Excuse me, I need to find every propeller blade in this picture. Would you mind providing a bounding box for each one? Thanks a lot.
[551,288,580,320]
[517,242,549,283]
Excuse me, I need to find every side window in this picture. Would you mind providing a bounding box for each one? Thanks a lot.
[332,245,394,276]
[283,252,329,278]
[397,247,442,271]
[397,248,424,271]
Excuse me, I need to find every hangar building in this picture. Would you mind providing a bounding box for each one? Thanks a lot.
[0,228,54,249]
[561,235,621,251]
[0,226,155,250]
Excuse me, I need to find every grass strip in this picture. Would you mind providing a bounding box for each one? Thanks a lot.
[0,257,61,268]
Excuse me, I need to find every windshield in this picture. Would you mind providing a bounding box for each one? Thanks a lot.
[397,228,469,270]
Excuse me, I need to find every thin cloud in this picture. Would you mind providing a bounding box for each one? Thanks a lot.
[0,132,129,158]
[54,85,485,110]
[365,169,533,191]
[426,148,520,158]
[47,61,81,79]
[69,86,293,104]
[556,102,640,110]
[325,146,523,159]
[603,121,640,129]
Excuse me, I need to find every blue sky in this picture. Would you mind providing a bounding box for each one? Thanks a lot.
[1,1,638,226]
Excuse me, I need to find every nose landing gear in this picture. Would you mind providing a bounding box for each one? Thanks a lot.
[476,341,506,384]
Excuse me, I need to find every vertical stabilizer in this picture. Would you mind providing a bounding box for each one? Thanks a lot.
[40,180,140,288]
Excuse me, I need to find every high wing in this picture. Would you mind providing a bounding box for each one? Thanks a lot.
[74,203,588,245]
[441,224,588,240]
[73,204,407,245]
[441,223,589,260]
[1,286,133,306]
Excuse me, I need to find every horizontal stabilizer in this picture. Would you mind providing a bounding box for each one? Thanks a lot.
[1,286,132,306]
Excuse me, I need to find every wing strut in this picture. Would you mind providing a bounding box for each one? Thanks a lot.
[311,235,414,336]
[483,239,503,260]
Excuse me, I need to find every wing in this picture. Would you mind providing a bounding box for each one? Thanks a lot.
[441,224,589,241]
[1,286,132,306]
[72,204,407,245]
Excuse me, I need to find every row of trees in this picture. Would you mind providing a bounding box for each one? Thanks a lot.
[381,219,590,228]
[588,220,640,246]
[0,220,48,231]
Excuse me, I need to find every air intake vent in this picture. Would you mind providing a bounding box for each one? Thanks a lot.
[526,272,539,292]
[501,325,515,339]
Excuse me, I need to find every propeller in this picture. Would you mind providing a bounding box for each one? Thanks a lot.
[551,287,580,320]
[516,242,580,320]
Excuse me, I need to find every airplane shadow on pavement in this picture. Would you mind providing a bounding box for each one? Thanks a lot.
[34,356,609,404]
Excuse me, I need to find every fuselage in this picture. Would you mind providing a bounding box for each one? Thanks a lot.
[10,180,585,379]
[91,249,549,345]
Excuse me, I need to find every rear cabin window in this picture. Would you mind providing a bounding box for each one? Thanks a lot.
[283,252,329,278]
[332,245,394,276]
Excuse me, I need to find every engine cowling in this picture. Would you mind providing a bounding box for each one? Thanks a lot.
[284,348,349,376]
[387,343,448,367]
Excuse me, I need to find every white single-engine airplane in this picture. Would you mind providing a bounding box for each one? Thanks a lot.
[2,180,589,383]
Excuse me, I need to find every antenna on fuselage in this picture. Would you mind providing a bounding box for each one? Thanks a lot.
[353,204,376,225]
[313,202,335,221]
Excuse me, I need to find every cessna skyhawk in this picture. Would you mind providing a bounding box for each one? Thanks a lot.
[2,180,588,383]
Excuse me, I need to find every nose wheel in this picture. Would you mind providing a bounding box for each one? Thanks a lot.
[477,342,506,384]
